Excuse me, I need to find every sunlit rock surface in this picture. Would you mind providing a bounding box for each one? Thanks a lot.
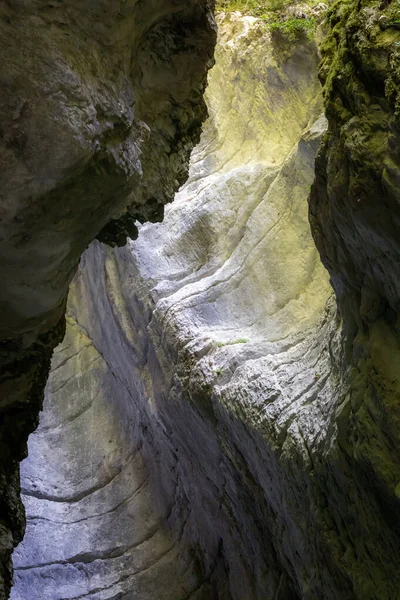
[0,1,215,596]
[12,7,400,600]
[12,14,337,599]
[18,9,400,599]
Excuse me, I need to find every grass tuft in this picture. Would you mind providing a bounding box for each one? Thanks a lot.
[216,338,249,347]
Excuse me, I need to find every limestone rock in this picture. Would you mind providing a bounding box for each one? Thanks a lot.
[310,5,400,596]
[13,13,338,599]
[13,7,400,600]
[0,1,216,596]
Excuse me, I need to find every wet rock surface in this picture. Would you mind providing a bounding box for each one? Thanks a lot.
[0,1,216,596]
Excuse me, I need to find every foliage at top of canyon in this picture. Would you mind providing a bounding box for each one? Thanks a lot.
[216,0,330,38]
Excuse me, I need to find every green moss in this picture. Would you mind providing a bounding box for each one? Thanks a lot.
[317,0,352,102]
[216,0,292,16]
[216,0,324,15]
[318,0,400,117]
[270,16,316,40]
[216,338,248,347]
[216,0,327,41]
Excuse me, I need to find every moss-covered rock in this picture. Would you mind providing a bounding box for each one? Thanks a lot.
[310,2,400,596]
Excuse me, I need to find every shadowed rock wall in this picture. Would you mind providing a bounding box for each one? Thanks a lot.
[12,13,340,600]
[12,6,400,600]
[310,3,400,597]
[0,1,216,596]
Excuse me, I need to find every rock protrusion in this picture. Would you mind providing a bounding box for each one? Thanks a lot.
[0,1,216,596]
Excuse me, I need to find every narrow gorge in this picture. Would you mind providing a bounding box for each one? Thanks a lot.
[2,1,400,599]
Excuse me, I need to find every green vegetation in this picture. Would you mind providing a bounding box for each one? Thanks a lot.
[216,0,292,16]
[216,0,328,41]
[270,16,316,39]
[216,338,248,347]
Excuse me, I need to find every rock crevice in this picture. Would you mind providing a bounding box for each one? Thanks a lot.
[12,14,340,600]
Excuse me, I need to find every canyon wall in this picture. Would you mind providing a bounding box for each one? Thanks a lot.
[11,3,400,600]
[12,13,341,600]
[309,1,400,593]
[0,1,216,597]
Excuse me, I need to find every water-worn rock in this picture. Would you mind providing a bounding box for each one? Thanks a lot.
[12,313,223,600]
[13,6,400,600]
[0,1,216,596]
[12,14,341,599]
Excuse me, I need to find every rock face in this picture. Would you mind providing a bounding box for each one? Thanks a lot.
[0,1,216,597]
[310,0,400,333]
[309,2,400,596]
[11,13,343,600]
[11,7,400,600]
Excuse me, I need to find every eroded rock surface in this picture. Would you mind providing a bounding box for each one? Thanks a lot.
[13,7,400,600]
[310,2,400,596]
[11,14,345,600]
[0,1,216,597]
[12,313,224,600]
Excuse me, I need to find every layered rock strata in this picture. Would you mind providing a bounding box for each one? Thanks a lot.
[0,1,216,596]
[10,13,355,600]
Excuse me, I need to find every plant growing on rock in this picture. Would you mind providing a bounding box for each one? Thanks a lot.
[270,15,316,40]
[216,337,248,347]
[216,0,329,41]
